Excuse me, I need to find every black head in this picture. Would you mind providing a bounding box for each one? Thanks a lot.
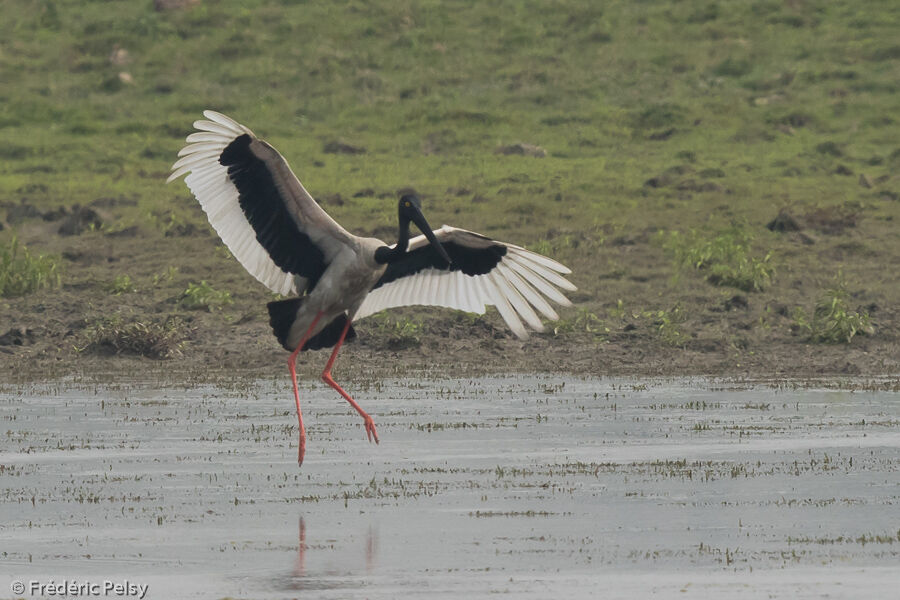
[393,193,452,265]
[398,194,422,220]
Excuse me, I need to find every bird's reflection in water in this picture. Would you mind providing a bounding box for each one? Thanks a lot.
[285,516,379,591]
[364,521,377,574]
[294,517,307,577]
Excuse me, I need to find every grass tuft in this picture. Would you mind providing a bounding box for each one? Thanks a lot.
[552,308,608,339]
[367,313,424,349]
[792,281,874,344]
[0,236,61,298]
[107,274,136,295]
[81,315,191,359]
[635,305,689,347]
[179,281,233,311]
[662,227,774,292]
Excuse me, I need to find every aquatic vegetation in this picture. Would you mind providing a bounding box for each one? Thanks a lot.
[0,236,61,298]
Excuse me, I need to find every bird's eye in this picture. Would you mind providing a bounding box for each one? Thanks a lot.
[404,201,411,207]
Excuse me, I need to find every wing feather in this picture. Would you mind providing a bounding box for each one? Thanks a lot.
[168,111,356,295]
[489,271,538,334]
[170,150,223,172]
[201,110,252,133]
[498,263,558,321]
[505,258,573,307]
[186,132,229,143]
[178,142,227,157]
[192,119,238,136]
[507,246,572,274]
[511,253,578,292]
[354,226,575,339]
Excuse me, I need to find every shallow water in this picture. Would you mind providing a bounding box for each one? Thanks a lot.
[1,376,898,599]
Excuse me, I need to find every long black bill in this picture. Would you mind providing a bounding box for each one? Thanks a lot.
[411,210,452,265]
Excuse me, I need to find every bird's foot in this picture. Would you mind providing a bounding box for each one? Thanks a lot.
[363,414,379,444]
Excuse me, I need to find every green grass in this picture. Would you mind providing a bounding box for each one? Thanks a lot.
[0,236,61,298]
[179,281,233,311]
[2,0,898,242]
[152,266,179,287]
[107,274,136,295]
[635,305,689,347]
[793,282,874,344]
[662,226,775,292]
[552,308,608,339]
[1,0,899,372]
[367,313,424,349]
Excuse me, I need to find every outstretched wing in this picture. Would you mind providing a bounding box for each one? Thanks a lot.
[354,226,576,339]
[167,110,354,295]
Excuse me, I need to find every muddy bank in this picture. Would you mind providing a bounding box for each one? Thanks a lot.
[1,315,898,385]
[1,205,898,385]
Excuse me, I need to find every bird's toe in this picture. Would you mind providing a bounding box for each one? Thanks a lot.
[364,416,379,444]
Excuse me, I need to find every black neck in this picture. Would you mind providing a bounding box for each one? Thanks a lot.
[374,217,411,265]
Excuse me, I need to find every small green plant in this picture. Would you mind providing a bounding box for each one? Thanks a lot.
[107,274,136,295]
[81,315,191,358]
[179,280,233,311]
[152,266,179,287]
[214,244,235,261]
[0,236,61,297]
[662,226,774,292]
[368,313,424,349]
[793,283,874,343]
[608,299,626,319]
[636,305,688,347]
[553,308,609,338]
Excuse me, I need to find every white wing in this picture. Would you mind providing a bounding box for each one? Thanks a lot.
[355,226,576,339]
[167,110,353,296]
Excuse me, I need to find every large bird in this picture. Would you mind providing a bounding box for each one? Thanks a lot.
[168,111,576,465]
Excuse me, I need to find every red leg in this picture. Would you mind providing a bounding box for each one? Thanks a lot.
[321,317,379,444]
[288,311,324,466]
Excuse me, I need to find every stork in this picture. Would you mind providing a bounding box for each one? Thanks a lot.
[168,111,576,466]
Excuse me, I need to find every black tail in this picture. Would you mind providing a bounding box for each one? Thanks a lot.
[305,314,356,351]
[267,298,303,351]
[266,298,357,352]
